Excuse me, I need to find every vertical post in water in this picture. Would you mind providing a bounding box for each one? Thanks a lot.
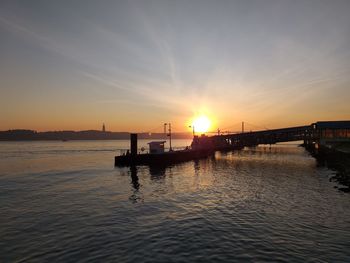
[130,133,137,156]
[242,121,245,133]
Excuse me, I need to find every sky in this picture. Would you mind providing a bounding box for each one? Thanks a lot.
[0,0,350,133]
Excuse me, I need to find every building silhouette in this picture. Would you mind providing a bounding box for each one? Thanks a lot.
[102,123,106,132]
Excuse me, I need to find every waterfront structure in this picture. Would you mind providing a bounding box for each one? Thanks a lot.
[313,121,350,146]
[211,121,350,150]
[115,121,350,167]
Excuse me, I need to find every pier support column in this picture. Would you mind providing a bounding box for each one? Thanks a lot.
[130,133,137,156]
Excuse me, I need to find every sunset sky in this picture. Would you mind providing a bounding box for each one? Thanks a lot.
[1,0,350,133]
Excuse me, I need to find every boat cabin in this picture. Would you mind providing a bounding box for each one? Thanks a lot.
[148,141,166,154]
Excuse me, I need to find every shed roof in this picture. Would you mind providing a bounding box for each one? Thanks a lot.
[147,141,166,145]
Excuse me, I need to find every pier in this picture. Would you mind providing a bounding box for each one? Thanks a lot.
[115,120,350,167]
[208,121,350,151]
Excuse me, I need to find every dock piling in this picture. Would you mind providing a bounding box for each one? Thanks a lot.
[131,133,137,156]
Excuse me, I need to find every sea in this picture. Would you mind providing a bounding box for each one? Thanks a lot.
[1,140,349,262]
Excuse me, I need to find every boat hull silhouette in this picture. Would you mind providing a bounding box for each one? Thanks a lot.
[115,149,213,166]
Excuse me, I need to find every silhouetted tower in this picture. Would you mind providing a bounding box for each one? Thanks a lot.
[102,123,106,132]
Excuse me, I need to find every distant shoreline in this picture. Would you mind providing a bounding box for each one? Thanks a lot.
[0,130,192,141]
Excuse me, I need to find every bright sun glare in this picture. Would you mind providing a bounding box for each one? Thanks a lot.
[192,116,211,133]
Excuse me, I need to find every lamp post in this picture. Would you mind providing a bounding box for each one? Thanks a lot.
[164,123,172,151]
[189,125,195,137]
[168,123,172,151]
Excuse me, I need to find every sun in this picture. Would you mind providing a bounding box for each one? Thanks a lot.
[192,116,211,133]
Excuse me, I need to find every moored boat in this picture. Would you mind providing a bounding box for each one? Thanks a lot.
[114,133,214,166]
[114,147,213,166]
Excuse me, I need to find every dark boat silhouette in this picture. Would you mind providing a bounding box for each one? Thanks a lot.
[114,133,214,166]
[115,147,214,166]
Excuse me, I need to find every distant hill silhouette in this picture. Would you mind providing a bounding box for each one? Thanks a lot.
[0,130,192,141]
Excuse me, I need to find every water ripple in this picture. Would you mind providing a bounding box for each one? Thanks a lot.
[1,142,350,262]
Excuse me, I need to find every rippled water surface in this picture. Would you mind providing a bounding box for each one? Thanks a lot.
[1,140,349,262]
